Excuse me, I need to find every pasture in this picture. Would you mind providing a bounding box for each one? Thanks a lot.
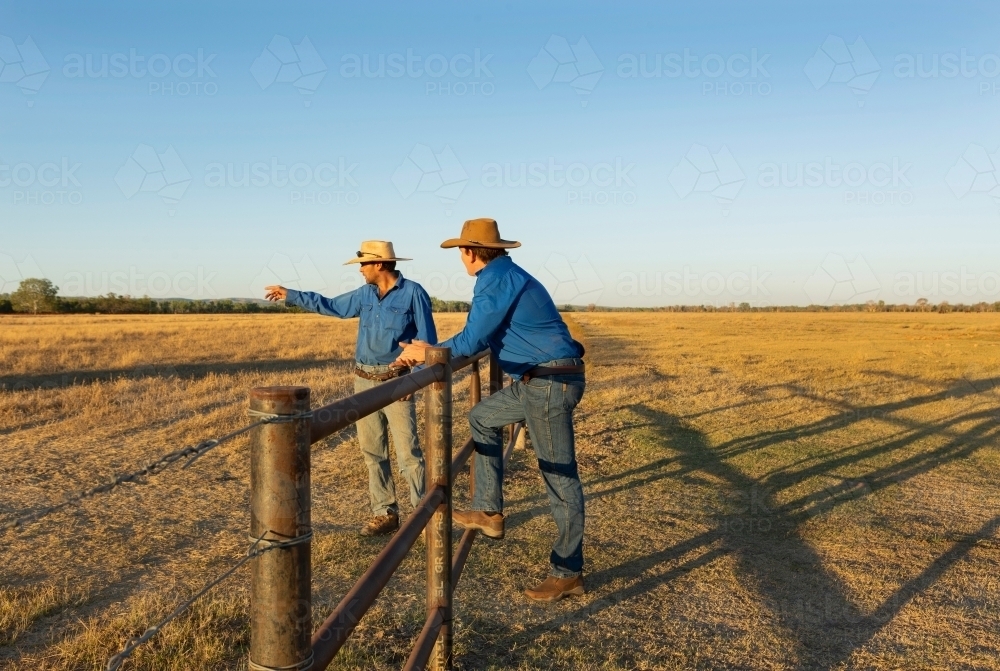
[2,312,999,670]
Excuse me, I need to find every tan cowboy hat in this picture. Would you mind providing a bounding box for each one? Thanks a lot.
[343,240,411,265]
[440,218,521,249]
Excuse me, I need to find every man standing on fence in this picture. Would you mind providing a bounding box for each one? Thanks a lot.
[396,218,587,603]
[265,241,437,536]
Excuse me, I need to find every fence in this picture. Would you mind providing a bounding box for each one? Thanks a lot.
[6,346,520,670]
[251,346,522,671]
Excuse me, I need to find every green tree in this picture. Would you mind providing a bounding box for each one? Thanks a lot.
[11,278,59,314]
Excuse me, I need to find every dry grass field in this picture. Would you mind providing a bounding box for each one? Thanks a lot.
[2,312,1000,670]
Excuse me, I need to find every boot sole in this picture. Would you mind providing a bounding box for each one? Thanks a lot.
[524,585,585,603]
[454,519,505,539]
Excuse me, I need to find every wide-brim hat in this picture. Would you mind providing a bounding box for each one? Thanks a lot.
[344,240,412,265]
[440,218,521,249]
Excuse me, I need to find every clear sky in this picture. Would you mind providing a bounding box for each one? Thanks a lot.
[1,1,998,307]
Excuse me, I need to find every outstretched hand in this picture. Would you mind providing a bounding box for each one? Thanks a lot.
[395,339,431,366]
[264,285,288,302]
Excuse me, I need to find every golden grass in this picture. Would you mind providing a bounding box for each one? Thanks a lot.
[2,312,1000,669]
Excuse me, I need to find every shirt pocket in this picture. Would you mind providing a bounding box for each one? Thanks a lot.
[360,303,374,327]
[384,306,412,332]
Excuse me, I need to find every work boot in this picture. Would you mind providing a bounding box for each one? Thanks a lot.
[452,509,505,539]
[361,511,399,536]
[524,575,585,603]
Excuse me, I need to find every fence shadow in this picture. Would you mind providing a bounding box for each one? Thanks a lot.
[0,357,354,393]
[486,374,1000,669]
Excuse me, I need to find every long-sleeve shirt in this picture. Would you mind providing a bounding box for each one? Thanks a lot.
[285,274,437,365]
[440,256,582,375]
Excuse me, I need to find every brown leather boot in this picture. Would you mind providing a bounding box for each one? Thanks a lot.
[524,575,585,603]
[360,511,399,536]
[452,509,505,539]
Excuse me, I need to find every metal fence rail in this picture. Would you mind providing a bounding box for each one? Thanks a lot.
[2,346,518,671]
[249,347,521,671]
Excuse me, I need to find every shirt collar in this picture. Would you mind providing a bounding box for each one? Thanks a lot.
[476,255,512,277]
[368,273,405,298]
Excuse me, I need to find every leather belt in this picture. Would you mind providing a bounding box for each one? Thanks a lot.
[522,364,585,383]
[355,365,410,382]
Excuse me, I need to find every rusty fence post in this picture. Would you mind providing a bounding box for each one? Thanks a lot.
[425,347,453,671]
[250,386,313,671]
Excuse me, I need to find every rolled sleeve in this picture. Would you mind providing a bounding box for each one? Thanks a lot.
[286,287,362,318]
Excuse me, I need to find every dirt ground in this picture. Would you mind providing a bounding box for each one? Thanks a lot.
[2,312,999,670]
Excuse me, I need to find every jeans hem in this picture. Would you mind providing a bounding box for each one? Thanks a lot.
[550,568,582,579]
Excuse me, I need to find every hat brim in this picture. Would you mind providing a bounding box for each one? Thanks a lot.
[343,257,412,265]
[440,238,521,249]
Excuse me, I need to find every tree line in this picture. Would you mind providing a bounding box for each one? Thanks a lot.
[0,279,474,315]
[2,279,998,315]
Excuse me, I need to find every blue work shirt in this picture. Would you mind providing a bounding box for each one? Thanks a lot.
[285,274,437,366]
[440,256,582,376]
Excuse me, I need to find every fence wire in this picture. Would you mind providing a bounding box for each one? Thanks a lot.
[106,529,312,671]
[2,412,309,533]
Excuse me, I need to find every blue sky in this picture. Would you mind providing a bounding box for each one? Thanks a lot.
[1,1,998,306]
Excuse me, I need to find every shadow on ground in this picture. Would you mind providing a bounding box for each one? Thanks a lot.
[479,372,1000,669]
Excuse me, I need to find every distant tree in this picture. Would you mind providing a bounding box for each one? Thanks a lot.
[587,303,596,312]
[739,302,751,311]
[915,297,929,312]
[0,295,11,313]
[11,278,59,314]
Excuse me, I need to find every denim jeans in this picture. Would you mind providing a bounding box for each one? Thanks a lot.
[354,372,425,516]
[468,358,586,578]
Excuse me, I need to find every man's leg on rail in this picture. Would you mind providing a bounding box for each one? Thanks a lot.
[452,383,526,539]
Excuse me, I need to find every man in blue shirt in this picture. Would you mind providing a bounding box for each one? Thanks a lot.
[265,240,437,536]
[396,219,587,602]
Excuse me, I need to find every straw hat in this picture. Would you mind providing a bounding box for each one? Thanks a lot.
[343,240,411,265]
[440,218,521,249]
